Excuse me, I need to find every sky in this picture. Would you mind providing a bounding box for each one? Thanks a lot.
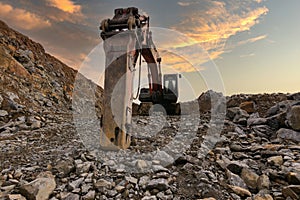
[0,0,299,100]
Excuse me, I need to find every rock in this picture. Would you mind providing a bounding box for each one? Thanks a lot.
[25,50,35,61]
[62,193,80,200]
[136,159,148,172]
[198,91,213,112]
[68,177,84,190]
[36,64,45,71]
[115,185,125,193]
[139,175,150,187]
[267,104,280,117]
[146,178,169,191]
[266,112,287,129]
[227,107,240,120]
[282,185,300,200]
[81,184,92,193]
[266,100,295,117]
[228,185,251,197]
[277,128,300,143]
[288,92,300,101]
[227,161,248,174]
[27,116,42,129]
[152,165,169,173]
[287,172,300,185]
[252,125,274,137]
[233,109,250,125]
[107,189,117,197]
[19,171,56,200]
[240,101,256,114]
[241,168,259,190]
[1,184,16,192]
[141,196,157,200]
[54,159,74,178]
[125,176,138,185]
[13,170,23,179]
[0,47,31,79]
[247,118,267,127]
[267,156,283,166]
[229,143,244,152]
[257,174,270,190]
[153,150,174,166]
[94,179,112,191]
[156,192,173,200]
[226,170,247,189]
[75,162,91,175]
[198,90,225,113]
[253,193,274,200]
[154,172,170,179]
[82,190,95,200]
[287,105,300,131]
[31,120,41,129]
[1,97,20,111]
[8,194,26,200]
[0,110,8,117]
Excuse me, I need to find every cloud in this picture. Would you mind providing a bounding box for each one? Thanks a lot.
[172,0,269,60]
[47,0,81,14]
[0,2,51,30]
[238,34,267,46]
[160,51,196,72]
[240,53,255,58]
[177,2,192,7]
[44,0,84,23]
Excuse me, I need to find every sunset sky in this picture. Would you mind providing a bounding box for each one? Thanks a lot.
[0,0,299,98]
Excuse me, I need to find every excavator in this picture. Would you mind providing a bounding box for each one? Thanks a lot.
[99,7,180,149]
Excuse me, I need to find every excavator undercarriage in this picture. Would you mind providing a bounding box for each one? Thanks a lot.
[100,7,180,149]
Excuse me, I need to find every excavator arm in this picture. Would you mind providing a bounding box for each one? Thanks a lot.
[99,7,179,149]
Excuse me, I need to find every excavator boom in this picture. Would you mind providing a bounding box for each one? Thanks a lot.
[100,7,180,149]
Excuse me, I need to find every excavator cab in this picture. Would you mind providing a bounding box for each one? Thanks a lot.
[139,73,181,115]
[139,74,180,104]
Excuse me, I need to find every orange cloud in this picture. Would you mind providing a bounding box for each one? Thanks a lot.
[160,51,194,72]
[159,48,208,73]
[172,1,269,60]
[178,7,268,43]
[47,0,81,14]
[0,2,51,30]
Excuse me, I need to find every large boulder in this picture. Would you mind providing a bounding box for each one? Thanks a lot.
[240,101,256,114]
[277,128,300,143]
[240,168,259,190]
[287,105,300,131]
[146,178,169,191]
[0,47,31,79]
[287,92,300,101]
[19,171,56,200]
[198,90,224,113]
[266,100,299,117]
